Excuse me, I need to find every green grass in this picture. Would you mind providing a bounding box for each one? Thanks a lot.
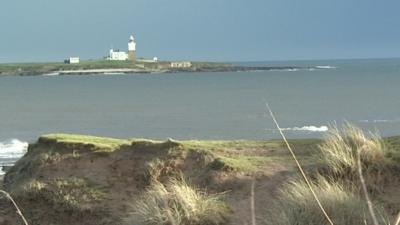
[211,155,270,172]
[181,140,282,150]
[182,139,320,154]
[41,133,130,149]
[38,134,320,173]
[41,134,290,150]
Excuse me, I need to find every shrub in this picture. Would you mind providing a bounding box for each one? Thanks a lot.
[127,178,230,225]
[265,177,389,225]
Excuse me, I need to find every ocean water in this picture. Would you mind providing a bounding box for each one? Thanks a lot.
[1,58,400,172]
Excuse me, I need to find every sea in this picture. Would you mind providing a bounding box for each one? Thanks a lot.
[1,58,400,173]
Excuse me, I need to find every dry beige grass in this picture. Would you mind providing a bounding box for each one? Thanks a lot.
[127,178,230,225]
[264,177,390,225]
[266,103,335,225]
[265,108,397,225]
[318,124,393,193]
[319,124,387,173]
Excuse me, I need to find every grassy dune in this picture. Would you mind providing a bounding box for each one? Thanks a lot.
[0,129,399,225]
[266,125,400,225]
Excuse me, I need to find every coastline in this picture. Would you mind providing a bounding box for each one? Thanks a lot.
[0,60,309,76]
[0,133,398,225]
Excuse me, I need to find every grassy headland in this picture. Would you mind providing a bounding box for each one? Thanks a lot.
[0,130,398,225]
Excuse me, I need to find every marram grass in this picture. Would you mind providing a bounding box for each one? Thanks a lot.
[126,178,230,225]
[318,124,387,175]
[317,124,395,193]
[265,177,389,225]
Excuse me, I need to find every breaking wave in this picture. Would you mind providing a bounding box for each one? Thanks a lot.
[269,68,300,72]
[0,139,28,175]
[281,125,329,132]
[315,65,337,69]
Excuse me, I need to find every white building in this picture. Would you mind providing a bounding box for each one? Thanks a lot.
[65,57,80,64]
[107,35,137,61]
[170,61,192,68]
[108,49,129,61]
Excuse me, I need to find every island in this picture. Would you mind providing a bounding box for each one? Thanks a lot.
[0,34,309,76]
[0,60,307,76]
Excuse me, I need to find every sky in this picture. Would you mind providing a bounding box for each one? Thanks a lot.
[1,0,400,62]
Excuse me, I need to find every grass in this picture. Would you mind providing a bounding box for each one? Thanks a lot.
[3,130,399,225]
[317,124,396,193]
[265,109,397,225]
[318,125,387,174]
[41,133,130,149]
[181,140,282,150]
[383,136,400,163]
[0,60,141,73]
[210,155,270,172]
[265,177,389,225]
[127,178,230,225]
[39,134,281,173]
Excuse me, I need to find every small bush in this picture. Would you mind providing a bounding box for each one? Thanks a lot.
[265,177,389,225]
[127,178,230,225]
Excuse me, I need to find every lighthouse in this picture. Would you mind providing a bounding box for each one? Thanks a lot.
[128,35,136,61]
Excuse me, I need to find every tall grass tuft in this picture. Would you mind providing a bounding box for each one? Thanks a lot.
[265,177,389,225]
[318,124,391,192]
[127,178,229,225]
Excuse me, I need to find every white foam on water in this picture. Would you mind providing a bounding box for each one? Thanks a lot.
[285,68,299,72]
[281,125,329,132]
[315,65,337,69]
[359,119,400,123]
[42,72,60,76]
[0,139,28,175]
[269,68,300,72]
[0,139,28,158]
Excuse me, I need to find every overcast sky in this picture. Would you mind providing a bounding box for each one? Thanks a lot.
[1,0,400,62]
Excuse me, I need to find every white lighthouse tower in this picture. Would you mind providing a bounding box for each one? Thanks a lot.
[128,35,136,61]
